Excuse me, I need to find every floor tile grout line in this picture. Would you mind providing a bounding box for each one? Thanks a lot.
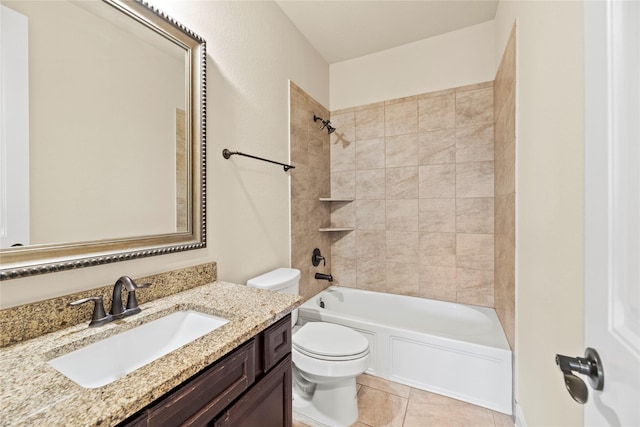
[355,383,412,400]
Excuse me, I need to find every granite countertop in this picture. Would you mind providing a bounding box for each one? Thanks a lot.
[0,281,302,426]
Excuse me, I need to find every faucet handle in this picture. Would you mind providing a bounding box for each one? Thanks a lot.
[312,248,326,267]
[69,297,112,327]
[125,282,151,312]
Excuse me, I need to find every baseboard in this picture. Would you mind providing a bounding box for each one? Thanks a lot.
[515,402,528,427]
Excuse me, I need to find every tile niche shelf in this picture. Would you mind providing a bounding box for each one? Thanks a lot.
[319,197,354,202]
[319,197,354,232]
[319,227,354,232]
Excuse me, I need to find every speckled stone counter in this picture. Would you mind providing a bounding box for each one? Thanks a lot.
[0,263,217,347]
[0,281,302,426]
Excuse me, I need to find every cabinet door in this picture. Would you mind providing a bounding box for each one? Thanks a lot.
[148,340,256,427]
[215,355,292,427]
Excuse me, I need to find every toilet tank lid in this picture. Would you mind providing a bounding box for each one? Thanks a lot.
[246,268,301,290]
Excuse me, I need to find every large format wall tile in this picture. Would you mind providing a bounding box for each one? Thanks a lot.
[290,82,332,300]
[386,262,420,296]
[385,101,418,136]
[330,81,496,307]
[356,199,386,230]
[418,94,456,132]
[355,106,385,140]
[386,134,419,167]
[386,167,419,199]
[456,233,494,271]
[419,198,456,232]
[419,164,456,198]
[457,268,494,307]
[494,24,516,348]
[356,169,386,199]
[419,129,456,165]
[456,161,495,198]
[357,256,387,292]
[419,232,456,268]
[456,197,494,234]
[495,140,515,196]
[386,231,419,263]
[456,123,494,163]
[419,266,457,301]
[356,138,385,169]
[456,87,494,128]
[386,199,419,231]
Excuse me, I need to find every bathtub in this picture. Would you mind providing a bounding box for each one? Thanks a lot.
[297,286,513,415]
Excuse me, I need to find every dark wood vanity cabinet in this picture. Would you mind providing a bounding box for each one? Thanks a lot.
[120,315,292,427]
[214,354,292,427]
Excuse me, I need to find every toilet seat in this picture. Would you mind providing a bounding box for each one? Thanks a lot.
[293,322,369,361]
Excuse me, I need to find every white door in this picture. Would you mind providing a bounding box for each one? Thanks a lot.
[584,0,639,425]
[0,5,30,248]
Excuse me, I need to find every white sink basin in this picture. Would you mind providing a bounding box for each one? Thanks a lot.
[48,310,229,388]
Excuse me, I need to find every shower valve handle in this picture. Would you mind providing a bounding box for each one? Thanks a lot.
[312,248,325,266]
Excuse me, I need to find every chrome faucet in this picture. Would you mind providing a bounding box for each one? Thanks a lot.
[70,276,151,327]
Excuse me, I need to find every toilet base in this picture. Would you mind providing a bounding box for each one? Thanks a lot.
[292,376,359,427]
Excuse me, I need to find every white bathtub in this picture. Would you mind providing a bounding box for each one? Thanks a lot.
[297,286,513,415]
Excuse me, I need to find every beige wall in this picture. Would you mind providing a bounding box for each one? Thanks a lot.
[329,82,496,308]
[495,2,584,426]
[330,20,495,111]
[0,0,329,308]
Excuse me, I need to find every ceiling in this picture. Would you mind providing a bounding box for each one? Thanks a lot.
[275,1,499,64]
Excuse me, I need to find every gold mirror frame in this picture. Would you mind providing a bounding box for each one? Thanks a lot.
[0,0,207,280]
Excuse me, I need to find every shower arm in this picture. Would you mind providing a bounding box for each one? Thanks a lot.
[222,149,295,172]
[313,115,336,134]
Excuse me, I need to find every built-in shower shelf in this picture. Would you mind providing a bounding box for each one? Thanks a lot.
[319,199,353,231]
[319,198,354,202]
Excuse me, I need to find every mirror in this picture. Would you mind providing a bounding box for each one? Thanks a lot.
[0,0,206,280]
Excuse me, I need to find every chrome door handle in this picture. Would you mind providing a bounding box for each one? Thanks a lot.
[556,347,604,404]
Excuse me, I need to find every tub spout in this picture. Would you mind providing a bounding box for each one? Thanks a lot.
[315,272,333,282]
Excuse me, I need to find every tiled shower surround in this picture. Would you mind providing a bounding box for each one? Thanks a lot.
[494,25,517,348]
[329,82,496,308]
[289,36,516,344]
[290,82,333,300]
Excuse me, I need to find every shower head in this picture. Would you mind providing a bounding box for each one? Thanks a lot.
[313,115,336,135]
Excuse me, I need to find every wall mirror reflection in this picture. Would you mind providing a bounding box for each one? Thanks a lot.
[0,0,207,279]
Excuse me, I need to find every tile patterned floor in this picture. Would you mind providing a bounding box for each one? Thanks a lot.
[293,374,514,427]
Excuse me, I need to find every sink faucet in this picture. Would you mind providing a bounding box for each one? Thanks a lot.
[70,276,151,327]
[110,276,151,319]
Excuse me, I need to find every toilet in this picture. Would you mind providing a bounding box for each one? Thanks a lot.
[247,268,370,427]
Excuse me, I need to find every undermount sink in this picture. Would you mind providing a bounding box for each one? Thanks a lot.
[47,310,229,388]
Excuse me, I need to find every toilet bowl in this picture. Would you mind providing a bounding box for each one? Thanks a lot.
[247,268,370,427]
[292,322,370,427]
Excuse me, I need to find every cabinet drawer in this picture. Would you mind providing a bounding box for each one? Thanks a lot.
[263,315,291,372]
[146,340,256,427]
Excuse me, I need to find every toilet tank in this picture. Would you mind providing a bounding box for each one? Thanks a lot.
[246,268,300,294]
[247,268,301,325]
